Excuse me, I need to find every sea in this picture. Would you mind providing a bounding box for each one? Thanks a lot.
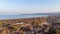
[0,14,48,20]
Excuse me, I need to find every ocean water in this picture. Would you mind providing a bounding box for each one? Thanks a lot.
[0,14,48,20]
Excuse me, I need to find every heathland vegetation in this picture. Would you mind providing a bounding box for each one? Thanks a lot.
[0,16,60,34]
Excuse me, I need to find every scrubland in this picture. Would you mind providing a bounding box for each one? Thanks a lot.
[0,16,60,34]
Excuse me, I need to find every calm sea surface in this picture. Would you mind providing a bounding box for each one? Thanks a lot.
[0,14,48,20]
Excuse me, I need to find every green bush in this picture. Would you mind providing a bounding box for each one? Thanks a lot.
[0,22,2,27]
[56,30,60,34]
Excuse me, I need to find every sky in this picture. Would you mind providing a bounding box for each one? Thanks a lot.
[0,0,60,15]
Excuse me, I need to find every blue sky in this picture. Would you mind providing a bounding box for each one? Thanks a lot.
[0,0,60,15]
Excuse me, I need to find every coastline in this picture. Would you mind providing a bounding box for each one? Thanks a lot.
[0,14,48,20]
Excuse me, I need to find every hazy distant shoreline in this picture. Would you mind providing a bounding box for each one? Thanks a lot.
[0,12,60,20]
[0,14,48,20]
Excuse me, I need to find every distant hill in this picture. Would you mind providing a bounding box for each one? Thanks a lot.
[19,12,60,15]
[0,12,60,20]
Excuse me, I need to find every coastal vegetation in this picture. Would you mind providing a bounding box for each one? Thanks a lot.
[0,16,60,34]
